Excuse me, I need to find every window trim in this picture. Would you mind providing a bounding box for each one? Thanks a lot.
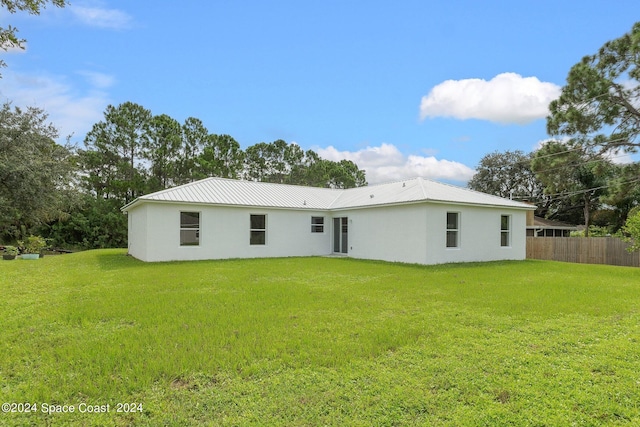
[500,214,511,247]
[311,216,325,233]
[180,211,200,247]
[446,211,460,249]
[250,214,267,245]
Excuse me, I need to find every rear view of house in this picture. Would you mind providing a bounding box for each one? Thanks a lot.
[121,177,535,264]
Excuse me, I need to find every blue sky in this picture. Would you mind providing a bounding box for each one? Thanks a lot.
[1,1,638,184]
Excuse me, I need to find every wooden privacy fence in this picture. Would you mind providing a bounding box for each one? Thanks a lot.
[526,237,640,267]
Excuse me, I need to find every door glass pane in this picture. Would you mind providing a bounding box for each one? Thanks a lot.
[341,217,348,253]
[333,218,340,252]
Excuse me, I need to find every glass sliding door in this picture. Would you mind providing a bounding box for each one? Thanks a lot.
[333,217,348,254]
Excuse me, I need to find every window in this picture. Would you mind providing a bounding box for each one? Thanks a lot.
[311,216,324,233]
[501,215,511,247]
[446,212,459,248]
[250,214,266,245]
[180,211,200,246]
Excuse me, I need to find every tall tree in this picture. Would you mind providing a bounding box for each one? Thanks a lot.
[327,159,367,188]
[175,117,208,185]
[243,140,290,183]
[531,140,612,236]
[82,102,152,203]
[196,134,244,179]
[468,150,544,203]
[547,22,640,155]
[146,113,182,191]
[288,149,321,186]
[0,102,76,240]
[243,140,367,188]
[1,0,66,74]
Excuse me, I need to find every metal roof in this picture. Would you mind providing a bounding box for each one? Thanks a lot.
[122,177,535,212]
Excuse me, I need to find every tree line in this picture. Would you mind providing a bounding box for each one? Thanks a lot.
[80,102,365,204]
[467,146,640,237]
[0,101,366,249]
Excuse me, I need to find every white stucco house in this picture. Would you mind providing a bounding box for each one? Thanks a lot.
[121,177,535,264]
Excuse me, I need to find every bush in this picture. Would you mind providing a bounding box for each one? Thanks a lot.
[622,208,640,252]
[3,245,18,256]
[41,197,127,249]
[18,235,48,254]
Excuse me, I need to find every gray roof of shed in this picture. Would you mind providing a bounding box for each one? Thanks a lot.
[122,177,535,211]
[528,216,577,230]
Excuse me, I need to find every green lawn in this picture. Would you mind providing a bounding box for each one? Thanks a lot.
[1,250,639,426]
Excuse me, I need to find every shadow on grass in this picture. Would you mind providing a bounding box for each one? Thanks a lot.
[93,250,281,271]
[93,250,540,273]
[94,250,148,271]
[324,255,534,271]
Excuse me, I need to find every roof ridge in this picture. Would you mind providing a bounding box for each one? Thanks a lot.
[417,176,429,200]
[326,188,348,209]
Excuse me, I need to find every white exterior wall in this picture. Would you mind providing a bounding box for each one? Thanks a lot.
[335,204,429,264]
[129,202,331,262]
[332,203,526,265]
[424,204,527,264]
[127,201,528,264]
[127,204,148,261]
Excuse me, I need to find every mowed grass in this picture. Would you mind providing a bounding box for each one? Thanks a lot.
[1,250,640,426]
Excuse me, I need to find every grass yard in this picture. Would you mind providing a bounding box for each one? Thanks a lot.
[1,250,639,426]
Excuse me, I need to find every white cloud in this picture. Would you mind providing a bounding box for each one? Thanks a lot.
[420,72,561,124]
[608,152,634,165]
[69,5,133,30]
[77,70,116,89]
[316,143,475,184]
[532,137,563,152]
[0,70,112,141]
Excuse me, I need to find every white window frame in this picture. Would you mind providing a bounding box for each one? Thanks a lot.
[180,211,200,246]
[311,216,325,233]
[501,214,511,247]
[446,211,460,248]
[250,214,267,245]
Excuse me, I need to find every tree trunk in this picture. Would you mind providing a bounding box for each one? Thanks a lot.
[583,194,591,237]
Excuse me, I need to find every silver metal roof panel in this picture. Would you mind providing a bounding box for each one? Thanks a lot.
[122,177,534,212]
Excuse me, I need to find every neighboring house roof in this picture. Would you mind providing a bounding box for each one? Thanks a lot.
[121,177,536,212]
[527,216,577,230]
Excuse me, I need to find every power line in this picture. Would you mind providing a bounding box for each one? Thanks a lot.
[510,177,640,202]
[485,136,636,167]
[530,152,633,176]
[471,136,638,181]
